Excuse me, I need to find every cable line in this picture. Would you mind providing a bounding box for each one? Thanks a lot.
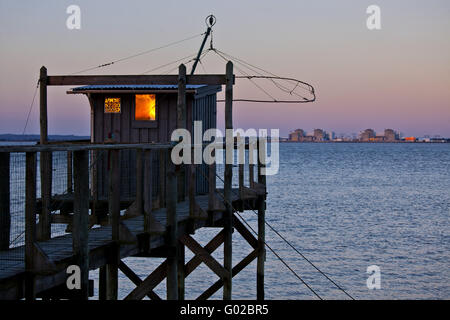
[70,32,204,75]
[22,80,40,135]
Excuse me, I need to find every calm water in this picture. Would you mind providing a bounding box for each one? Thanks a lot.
[106,143,449,300]
[3,142,449,299]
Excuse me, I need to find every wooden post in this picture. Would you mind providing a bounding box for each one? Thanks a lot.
[99,266,107,300]
[25,152,37,300]
[67,151,73,193]
[166,156,178,300]
[72,150,90,299]
[107,149,120,300]
[143,150,153,233]
[159,149,166,208]
[249,138,256,188]
[177,241,185,300]
[0,152,10,250]
[136,149,144,216]
[38,66,51,241]
[257,137,266,300]
[189,146,195,218]
[223,61,233,300]
[39,67,48,144]
[177,64,187,202]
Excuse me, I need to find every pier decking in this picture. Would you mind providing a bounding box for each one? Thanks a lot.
[0,187,264,300]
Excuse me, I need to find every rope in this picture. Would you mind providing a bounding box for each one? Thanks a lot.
[141,53,198,74]
[21,80,40,135]
[70,32,205,75]
[195,166,322,299]
[209,48,315,103]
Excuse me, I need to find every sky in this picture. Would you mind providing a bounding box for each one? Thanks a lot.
[0,0,449,137]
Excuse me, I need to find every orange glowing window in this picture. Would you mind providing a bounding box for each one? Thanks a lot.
[135,94,156,121]
[104,98,121,113]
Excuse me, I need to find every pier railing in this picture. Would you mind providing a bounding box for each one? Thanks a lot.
[0,141,266,298]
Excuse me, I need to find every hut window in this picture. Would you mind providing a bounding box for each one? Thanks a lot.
[104,97,121,113]
[135,94,156,121]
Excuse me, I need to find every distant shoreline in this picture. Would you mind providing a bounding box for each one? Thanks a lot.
[279,140,450,143]
[0,134,89,142]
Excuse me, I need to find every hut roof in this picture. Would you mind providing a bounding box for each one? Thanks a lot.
[68,84,221,96]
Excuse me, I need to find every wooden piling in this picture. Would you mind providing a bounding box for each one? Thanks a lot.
[223,61,233,300]
[257,137,266,300]
[25,152,37,300]
[107,149,120,300]
[166,157,178,300]
[143,150,153,233]
[177,64,187,202]
[72,150,90,299]
[0,152,10,251]
[136,149,144,216]
[38,66,51,241]
[159,149,166,208]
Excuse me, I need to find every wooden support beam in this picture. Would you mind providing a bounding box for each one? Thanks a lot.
[136,149,144,217]
[99,266,106,300]
[177,64,187,202]
[158,149,166,208]
[166,158,178,300]
[197,249,258,300]
[180,234,229,279]
[223,61,234,300]
[38,66,51,242]
[208,159,216,212]
[119,261,161,300]
[0,152,10,250]
[107,149,120,300]
[143,150,153,233]
[189,148,196,218]
[38,151,52,241]
[47,74,228,86]
[233,215,258,249]
[25,152,37,300]
[257,137,267,300]
[125,259,168,300]
[72,150,90,299]
[39,67,48,144]
[185,230,225,276]
[178,241,185,300]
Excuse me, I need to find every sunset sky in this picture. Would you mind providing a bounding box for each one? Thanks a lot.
[0,0,449,137]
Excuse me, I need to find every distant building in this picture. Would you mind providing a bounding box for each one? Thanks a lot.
[313,129,325,142]
[384,129,399,142]
[288,129,305,141]
[359,129,376,142]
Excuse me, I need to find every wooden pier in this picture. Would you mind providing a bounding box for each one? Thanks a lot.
[0,64,268,300]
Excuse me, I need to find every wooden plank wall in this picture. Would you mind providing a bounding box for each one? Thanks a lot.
[92,92,208,201]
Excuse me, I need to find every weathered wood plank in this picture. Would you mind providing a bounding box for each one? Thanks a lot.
[223,61,234,300]
[197,249,258,300]
[180,234,228,279]
[72,150,90,299]
[47,74,228,86]
[25,152,37,300]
